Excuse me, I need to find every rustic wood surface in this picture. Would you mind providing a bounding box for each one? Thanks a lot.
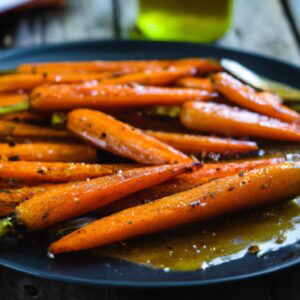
[1,0,300,299]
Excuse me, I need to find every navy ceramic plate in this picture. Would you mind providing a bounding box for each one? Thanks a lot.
[1,41,300,287]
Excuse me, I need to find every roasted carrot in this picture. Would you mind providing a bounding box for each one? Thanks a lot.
[176,77,215,92]
[0,184,53,217]
[17,58,221,74]
[101,157,285,215]
[98,66,196,86]
[30,84,216,112]
[14,162,200,230]
[145,131,258,154]
[49,162,300,253]
[0,93,29,106]
[0,72,115,92]
[0,142,97,162]
[0,111,48,124]
[213,72,300,123]
[68,109,192,164]
[180,101,300,141]
[0,161,138,183]
[0,120,69,138]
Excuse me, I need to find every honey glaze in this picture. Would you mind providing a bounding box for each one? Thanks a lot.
[98,198,300,271]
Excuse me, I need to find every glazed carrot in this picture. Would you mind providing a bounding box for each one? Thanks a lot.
[101,157,284,215]
[0,111,48,124]
[49,162,300,253]
[176,77,215,92]
[0,120,69,138]
[17,58,221,74]
[15,162,200,230]
[214,72,300,123]
[145,131,258,154]
[0,72,115,92]
[30,84,216,112]
[98,66,196,86]
[68,109,191,164]
[0,184,53,217]
[0,161,138,183]
[0,93,29,106]
[0,142,97,162]
[180,101,300,141]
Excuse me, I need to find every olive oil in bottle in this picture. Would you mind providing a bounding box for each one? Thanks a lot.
[135,0,233,42]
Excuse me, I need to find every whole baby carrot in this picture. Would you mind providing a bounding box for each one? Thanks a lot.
[0,93,29,106]
[0,142,97,162]
[0,72,115,92]
[100,157,284,215]
[67,109,192,164]
[98,66,196,86]
[213,72,300,123]
[49,162,300,253]
[176,77,215,92]
[13,162,199,230]
[180,101,300,141]
[0,120,69,138]
[30,84,216,112]
[0,184,53,217]
[0,161,138,183]
[145,130,258,154]
[17,58,221,74]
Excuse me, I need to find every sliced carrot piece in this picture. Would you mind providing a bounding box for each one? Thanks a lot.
[30,84,216,112]
[15,162,200,230]
[145,130,257,154]
[101,157,285,215]
[0,72,115,92]
[0,142,97,162]
[176,77,215,92]
[49,162,300,253]
[214,72,300,123]
[67,109,192,164]
[18,58,221,74]
[180,101,300,141]
[0,161,138,183]
[0,120,69,138]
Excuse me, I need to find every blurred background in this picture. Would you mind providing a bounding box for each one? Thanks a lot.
[0,0,299,64]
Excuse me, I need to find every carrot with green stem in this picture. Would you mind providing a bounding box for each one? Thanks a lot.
[17,58,221,74]
[49,162,300,253]
[30,84,217,112]
[180,101,300,141]
[68,109,192,164]
[0,162,200,234]
[145,131,258,154]
[0,161,139,183]
[213,72,300,123]
[100,157,285,215]
[176,77,215,92]
[0,142,97,162]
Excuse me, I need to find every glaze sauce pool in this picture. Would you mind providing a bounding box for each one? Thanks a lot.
[98,199,300,271]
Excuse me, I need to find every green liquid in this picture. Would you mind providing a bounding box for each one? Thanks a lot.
[136,0,233,42]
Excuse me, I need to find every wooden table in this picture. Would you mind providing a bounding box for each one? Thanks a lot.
[1,0,300,299]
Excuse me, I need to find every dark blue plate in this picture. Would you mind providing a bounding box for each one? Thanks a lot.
[1,40,300,287]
